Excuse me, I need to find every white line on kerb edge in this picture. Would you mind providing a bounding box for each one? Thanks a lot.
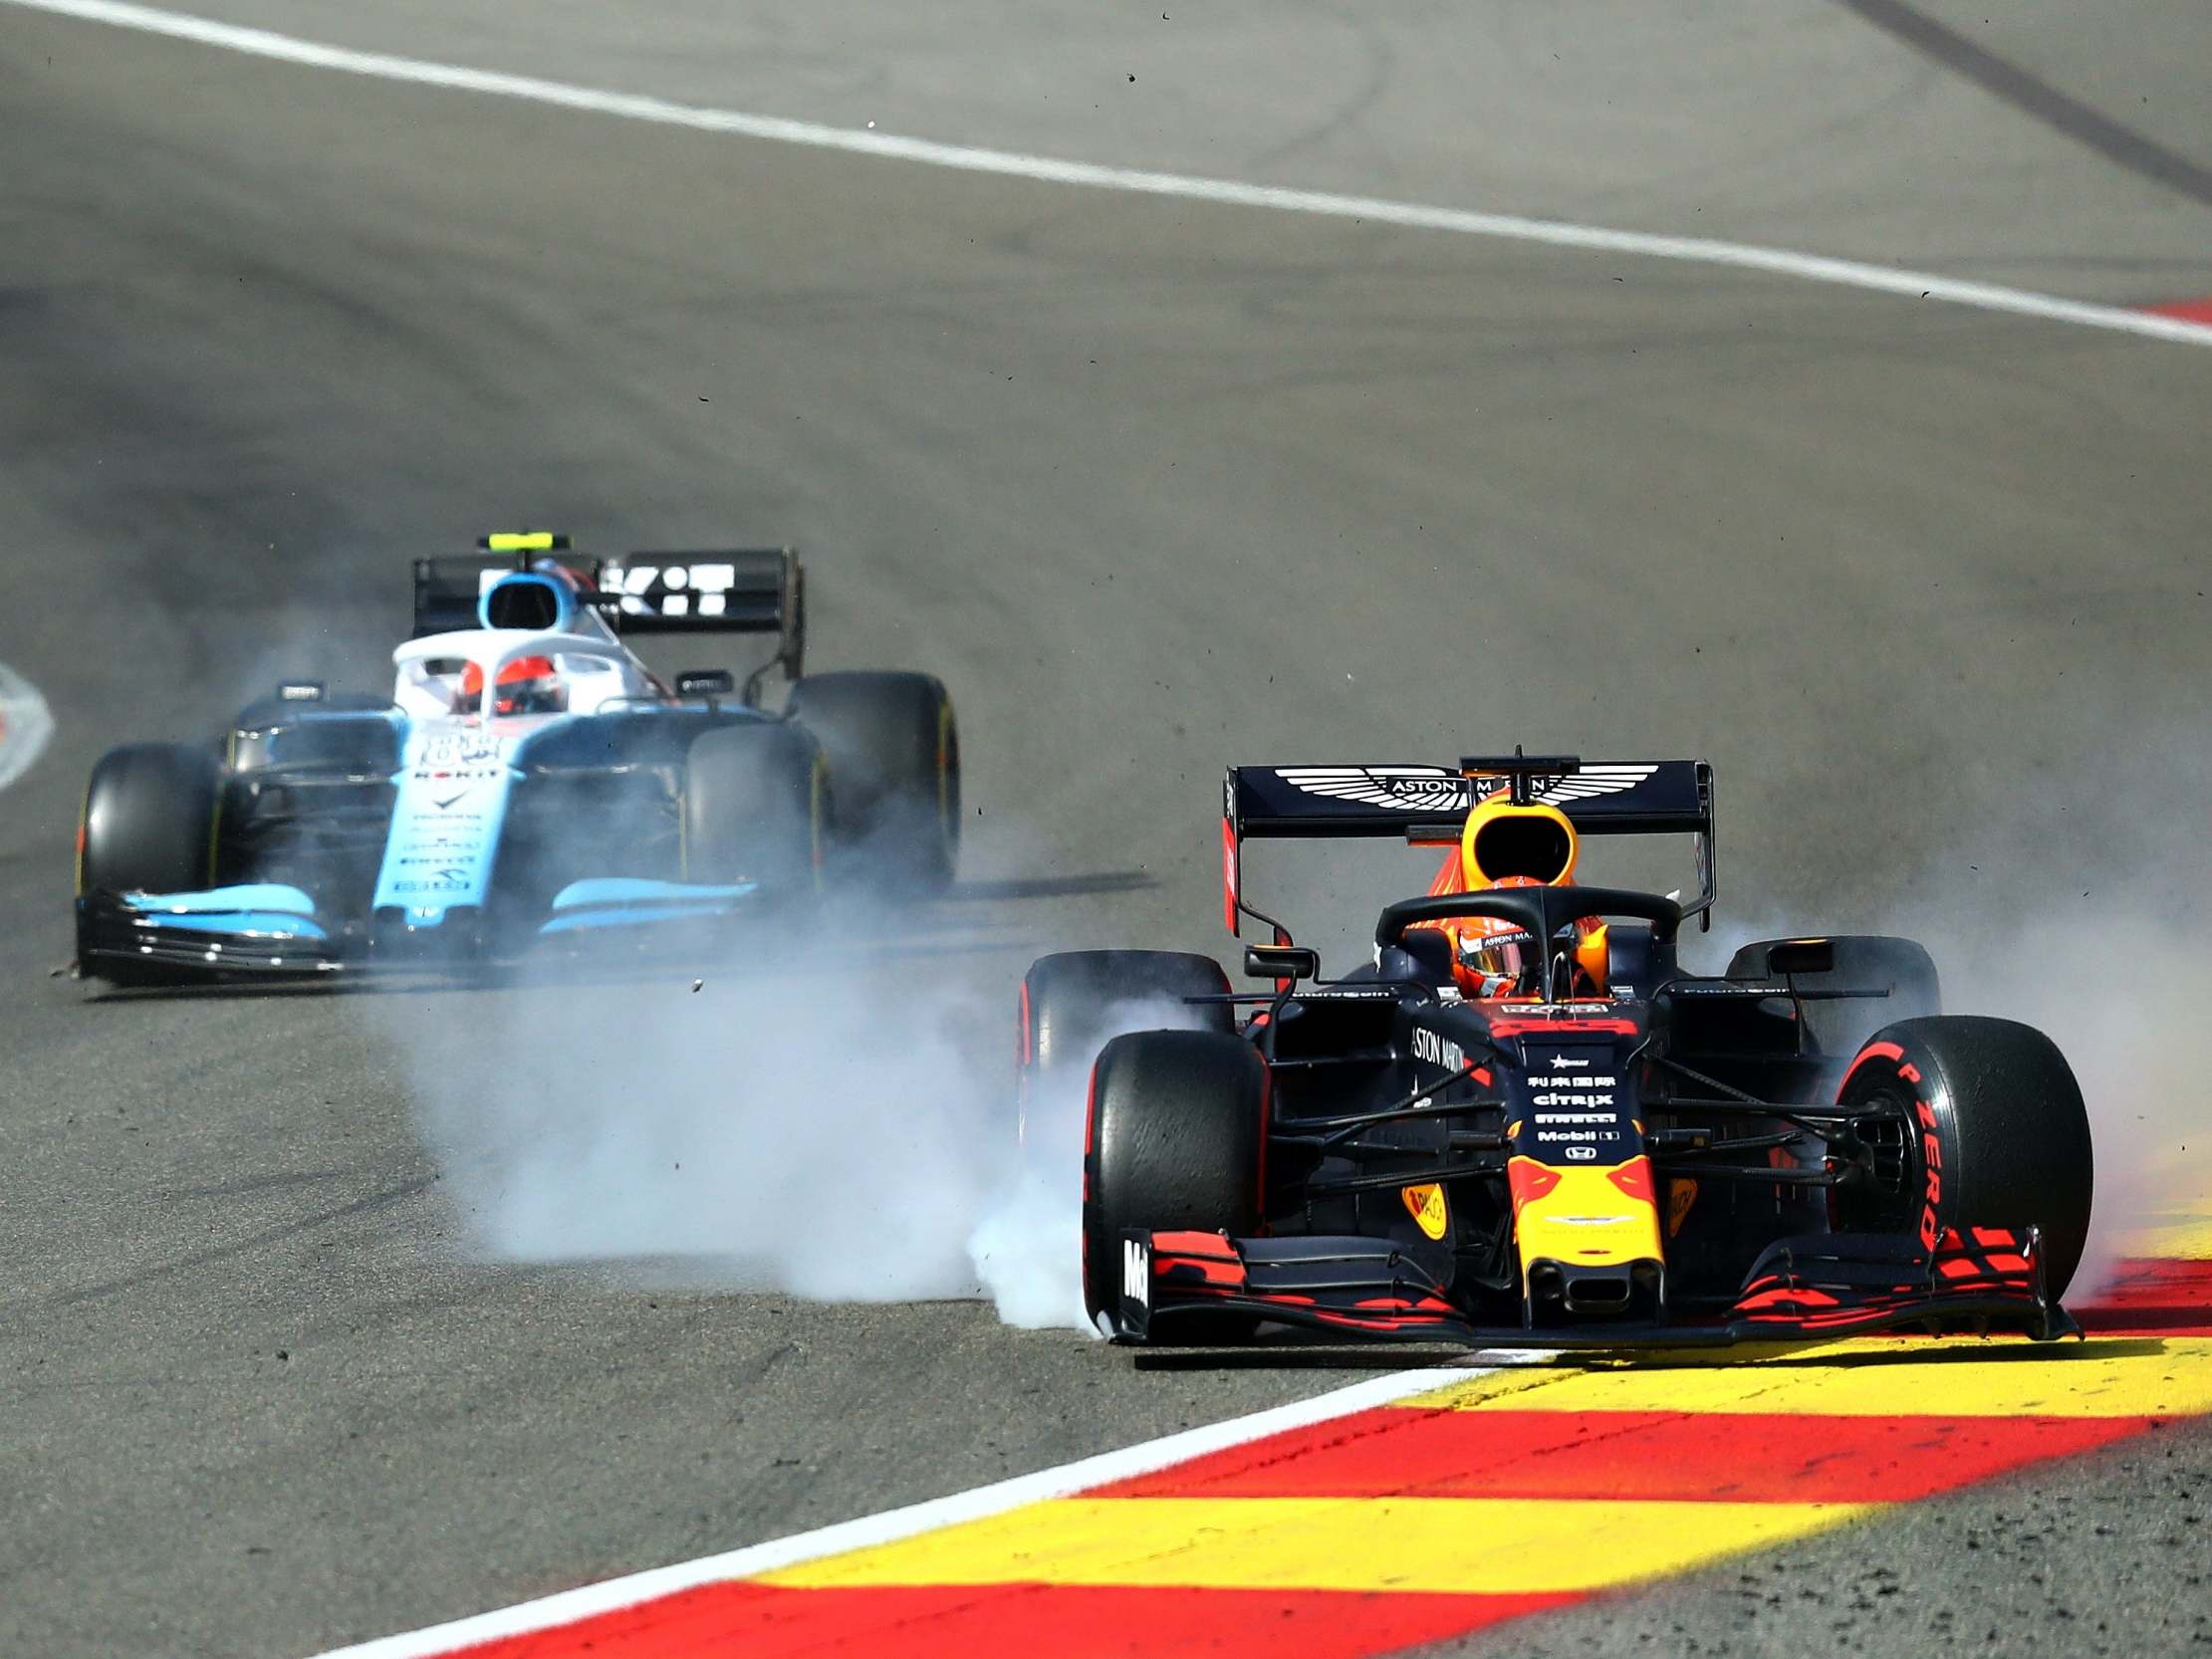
[12,0,2212,351]
[309,1364,1475,1658]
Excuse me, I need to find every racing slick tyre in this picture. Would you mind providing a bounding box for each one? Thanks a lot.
[77,742,223,985]
[1082,1028,1267,1337]
[1019,950,1235,1144]
[1727,935,1940,1061]
[1835,1015,2093,1298]
[785,671,958,894]
[681,725,824,905]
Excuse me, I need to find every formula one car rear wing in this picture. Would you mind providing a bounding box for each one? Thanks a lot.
[412,535,806,681]
[1222,753,1716,936]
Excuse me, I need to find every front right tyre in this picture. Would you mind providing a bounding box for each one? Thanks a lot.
[77,742,223,985]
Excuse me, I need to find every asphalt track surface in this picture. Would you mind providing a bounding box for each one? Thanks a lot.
[2,4,2209,1655]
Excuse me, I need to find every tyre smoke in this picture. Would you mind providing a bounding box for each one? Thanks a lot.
[1718,732,2212,1300]
[379,887,1201,1331]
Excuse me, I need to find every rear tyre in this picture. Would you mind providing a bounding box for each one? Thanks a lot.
[681,724,824,904]
[1019,949,1234,1142]
[785,671,958,894]
[77,743,223,985]
[1082,1029,1267,1336]
[1834,1015,2093,1298]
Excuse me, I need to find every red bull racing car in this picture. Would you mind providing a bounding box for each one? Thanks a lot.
[1020,752,2092,1346]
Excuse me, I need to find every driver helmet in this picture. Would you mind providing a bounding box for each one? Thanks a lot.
[458,654,566,717]
[1445,794,1608,999]
[1450,872,1544,998]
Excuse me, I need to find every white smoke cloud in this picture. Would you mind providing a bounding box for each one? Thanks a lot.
[1714,725,2212,1300]
[386,920,1006,1299]
[378,850,1226,1334]
[970,994,1221,1330]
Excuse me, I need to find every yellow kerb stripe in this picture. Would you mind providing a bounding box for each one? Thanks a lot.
[2123,1216,2212,1260]
[1407,1336,2212,1418]
[761,1496,1868,1595]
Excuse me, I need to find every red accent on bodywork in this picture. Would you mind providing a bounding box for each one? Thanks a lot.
[1508,1161,1562,1206]
[1017,980,1032,1072]
[1220,816,1240,934]
[1606,1157,1655,1203]
[1733,1285,1843,1311]
[1155,1257,1247,1291]
[1151,1232,1248,1289]
[1352,1294,1460,1314]
[1485,1017,1637,1038]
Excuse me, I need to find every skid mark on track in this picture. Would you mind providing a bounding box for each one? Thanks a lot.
[0,659,54,792]
[8,0,2212,351]
[1833,0,2212,210]
[20,1172,438,1313]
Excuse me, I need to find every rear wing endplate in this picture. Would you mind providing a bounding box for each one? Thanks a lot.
[1221,757,1716,936]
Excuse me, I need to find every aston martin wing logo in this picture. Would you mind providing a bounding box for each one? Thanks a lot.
[1275,762,1660,813]
[1274,766,1474,813]
[1531,763,1660,805]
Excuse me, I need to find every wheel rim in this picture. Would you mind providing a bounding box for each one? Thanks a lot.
[1834,1079,1920,1236]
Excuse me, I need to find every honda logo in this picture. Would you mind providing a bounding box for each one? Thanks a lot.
[1563,1145,1598,1161]
[1122,1238,1149,1306]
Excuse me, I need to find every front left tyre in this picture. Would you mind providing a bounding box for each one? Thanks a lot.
[1834,1015,2093,1298]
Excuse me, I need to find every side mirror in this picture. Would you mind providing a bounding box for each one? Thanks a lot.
[675,669,737,698]
[1767,939,1836,978]
[1244,943,1320,983]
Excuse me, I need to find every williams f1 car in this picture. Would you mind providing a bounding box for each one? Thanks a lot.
[76,533,959,983]
[1021,752,2091,1347]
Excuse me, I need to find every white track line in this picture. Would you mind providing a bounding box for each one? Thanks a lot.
[307,1362,1476,1658]
[11,0,2212,351]
[0,661,54,792]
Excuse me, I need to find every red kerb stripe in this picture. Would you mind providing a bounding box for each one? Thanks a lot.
[2144,297,2212,325]
[1092,1406,2149,1505]
[2078,1257,2212,1335]
[446,1582,1575,1659]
